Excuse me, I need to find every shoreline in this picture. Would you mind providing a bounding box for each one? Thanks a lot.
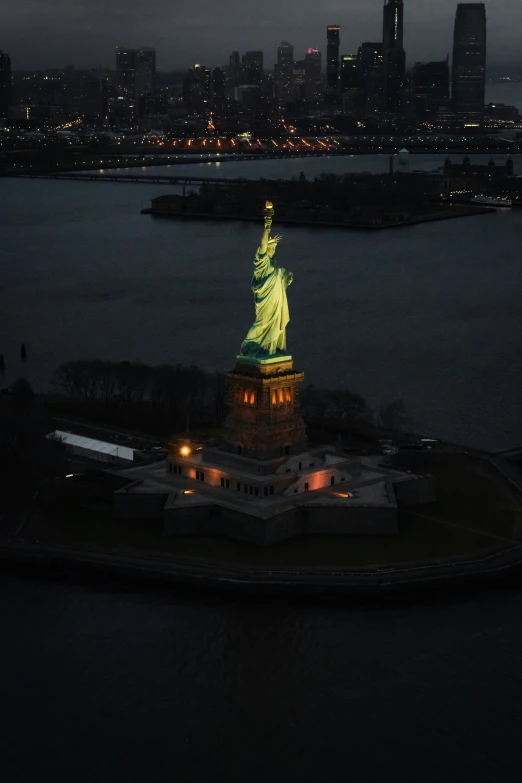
[2,538,522,596]
[140,205,497,230]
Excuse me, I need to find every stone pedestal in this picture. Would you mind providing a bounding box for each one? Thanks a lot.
[221,355,307,459]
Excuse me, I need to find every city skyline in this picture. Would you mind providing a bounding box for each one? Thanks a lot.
[3,0,522,71]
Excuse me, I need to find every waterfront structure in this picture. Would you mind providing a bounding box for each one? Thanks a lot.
[115,203,434,544]
[441,155,515,200]
[275,42,294,106]
[304,48,322,101]
[452,3,487,121]
[116,47,156,102]
[382,0,406,113]
[50,431,135,465]
[0,50,11,119]
[326,26,341,93]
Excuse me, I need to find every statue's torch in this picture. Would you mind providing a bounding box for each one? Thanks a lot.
[264,200,274,228]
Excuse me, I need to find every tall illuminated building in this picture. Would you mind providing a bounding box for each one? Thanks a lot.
[340,54,358,92]
[383,0,404,51]
[304,48,322,101]
[183,64,211,115]
[452,3,487,119]
[326,26,340,91]
[116,47,156,101]
[275,41,294,106]
[116,48,136,98]
[0,50,11,118]
[357,42,383,114]
[382,0,405,113]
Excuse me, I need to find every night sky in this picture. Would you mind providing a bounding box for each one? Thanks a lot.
[2,0,520,70]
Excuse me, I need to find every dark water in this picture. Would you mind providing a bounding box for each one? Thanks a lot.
[486,81,522,112]
[2,163,522,450]
[87,150,522,180]
[3,571,522,783]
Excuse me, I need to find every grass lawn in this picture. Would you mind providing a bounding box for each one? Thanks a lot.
[19,453,522,570]
[391,453,521,540]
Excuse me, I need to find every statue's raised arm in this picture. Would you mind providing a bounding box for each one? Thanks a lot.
[240,202,293,360]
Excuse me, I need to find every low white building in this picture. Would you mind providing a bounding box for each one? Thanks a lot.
[49,430,135,465]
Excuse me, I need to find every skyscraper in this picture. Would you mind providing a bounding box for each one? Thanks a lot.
[357,42,383,115]
[116,47,156,101]
[382,0,405,113]
[0,50,11,118]
[326,26,341,91]
[304,48,322,101]
[340,55,358,92]
[275,42,294,106]
[242,51,263,85]
[135,48,156,99]
[413,58,450,117]
[116,48,136,98]
[452,3,487,118]
[292,60,307,101]
[229,51,241,93]
[183,64,211,115]
[212,67,226,104]
[383,0,404,51]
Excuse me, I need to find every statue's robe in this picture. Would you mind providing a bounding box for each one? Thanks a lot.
[241,247,290,357]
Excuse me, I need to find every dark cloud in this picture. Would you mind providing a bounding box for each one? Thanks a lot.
[1,0,521,69]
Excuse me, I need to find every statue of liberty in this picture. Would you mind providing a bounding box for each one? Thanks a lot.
[240,202,294,359]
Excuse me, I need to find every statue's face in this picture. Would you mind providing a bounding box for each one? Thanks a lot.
[267,244,276,258]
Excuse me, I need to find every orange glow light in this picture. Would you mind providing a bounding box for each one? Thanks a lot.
[180,446,191,457]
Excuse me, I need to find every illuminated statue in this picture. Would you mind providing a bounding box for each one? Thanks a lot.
[240,202,293,359]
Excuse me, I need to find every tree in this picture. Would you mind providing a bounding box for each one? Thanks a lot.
[11,377,34,402]
[376,399,412,435]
